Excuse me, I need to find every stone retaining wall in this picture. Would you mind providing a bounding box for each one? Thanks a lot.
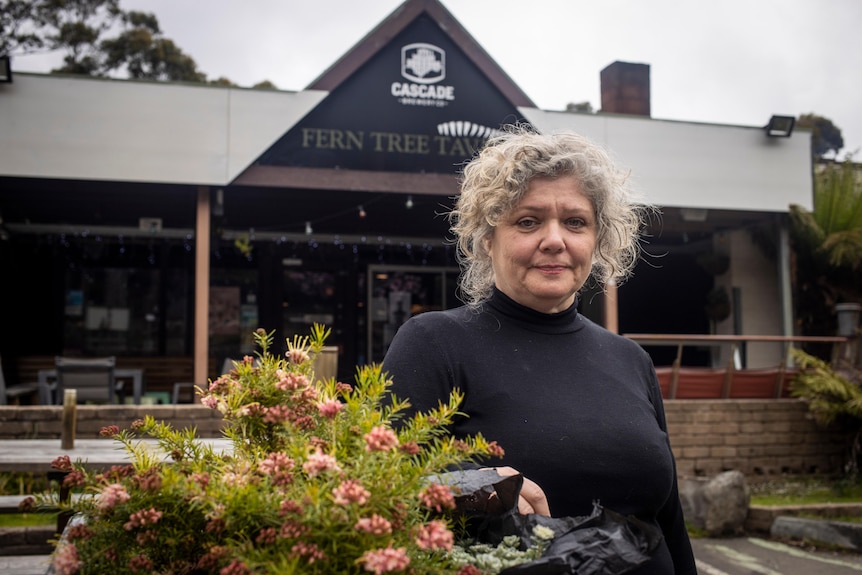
[0,399,852,477]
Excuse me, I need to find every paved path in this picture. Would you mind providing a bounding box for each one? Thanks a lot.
[693,536,862,574]
[8,536,862,574]
[0,555,50,575]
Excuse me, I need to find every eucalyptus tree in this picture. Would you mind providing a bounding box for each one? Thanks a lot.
[1,0,204,82]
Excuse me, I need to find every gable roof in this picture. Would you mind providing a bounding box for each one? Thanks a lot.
[307,0,535,108]
[233,0,536,192]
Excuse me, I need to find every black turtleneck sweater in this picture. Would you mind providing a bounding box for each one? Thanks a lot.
[382,289,697,575]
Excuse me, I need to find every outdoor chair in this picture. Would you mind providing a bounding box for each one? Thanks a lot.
[171,357,236,404]
[52,356,122,404]
[0,355,40,405]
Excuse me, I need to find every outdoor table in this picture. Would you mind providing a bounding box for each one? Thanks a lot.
[37,368,145,405]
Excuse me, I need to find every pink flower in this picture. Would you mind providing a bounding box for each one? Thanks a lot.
[355,514,393,535]
[286,348,310,365]
[419,483,456,513]
[220,559,251,575]
[275,370,309,391]
[51,455,73,472]
[317,399,344,418]
[259,452,295,475]
[65,524,93,541]
[332,479,371,506]
[201,394,219,409]
[290,541,326,564]
[457,566,483,575]
[18,496,35,512]
[279,519,309,539]
[487,441,505,458]
[263,405,292,424]
[124,507,163,530]
[364,426,399,452]
[415,520,454,551]
[279,499,303,516]
[52,543,81,575]
[98,483,130,511]
[62,470,86,488]
[129,554,153,573]
[302,449,341,477]
[208,374,233,395]
[359,545,411,574]
[256,527,277,545]
[99,425,120,437]
[135,469,162,492]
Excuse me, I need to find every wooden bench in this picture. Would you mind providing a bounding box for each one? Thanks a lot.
[12,356,217,400]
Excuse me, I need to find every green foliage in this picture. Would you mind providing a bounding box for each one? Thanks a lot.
[1,0,205,82]
[749,475,862,506]
[450,527,554,574]
[788,157,862,347]
[29,325,508,574]
[100,13,206,83]
[789,348,862,426]
[789,348,862,477]
[797,113,845,159]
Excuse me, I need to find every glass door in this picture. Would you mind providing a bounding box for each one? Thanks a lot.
[366,265,459,363]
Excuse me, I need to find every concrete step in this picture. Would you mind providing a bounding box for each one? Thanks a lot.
[771,515,862,551]
[0,527,56,557]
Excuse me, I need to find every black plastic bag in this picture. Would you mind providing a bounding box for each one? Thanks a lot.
[434,469,663,575]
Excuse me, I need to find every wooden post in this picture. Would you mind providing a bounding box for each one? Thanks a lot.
[603,279,619,334]
[194,186,211,399]
[61,389,76,450]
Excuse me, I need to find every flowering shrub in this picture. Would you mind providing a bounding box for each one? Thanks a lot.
[33,326,513,575]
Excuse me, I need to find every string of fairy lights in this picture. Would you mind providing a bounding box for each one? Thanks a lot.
[8,190,453,267]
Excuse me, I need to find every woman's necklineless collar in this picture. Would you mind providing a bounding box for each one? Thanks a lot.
[485,288,582,334]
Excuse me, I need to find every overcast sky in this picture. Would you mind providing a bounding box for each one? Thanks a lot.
[14,0,862,160]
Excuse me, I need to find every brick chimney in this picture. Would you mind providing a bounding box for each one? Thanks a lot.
[600,61,650,117]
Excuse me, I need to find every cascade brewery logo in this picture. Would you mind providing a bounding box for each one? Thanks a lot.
[401,43,445,83]
[392,42,455,108]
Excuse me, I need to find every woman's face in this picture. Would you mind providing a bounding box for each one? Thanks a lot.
[486,175,597,314]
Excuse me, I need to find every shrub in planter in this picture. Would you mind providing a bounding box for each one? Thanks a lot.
[29,326,659,575]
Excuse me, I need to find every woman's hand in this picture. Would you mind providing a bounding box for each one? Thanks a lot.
[489,466,551,516]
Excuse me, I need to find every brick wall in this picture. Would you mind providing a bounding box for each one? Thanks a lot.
[0,400,852,477]
[666,399,850,477]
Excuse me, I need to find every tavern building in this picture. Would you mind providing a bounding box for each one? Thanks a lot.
[0,0,811,393]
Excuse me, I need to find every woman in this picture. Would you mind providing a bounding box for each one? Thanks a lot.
[382,126,697,574]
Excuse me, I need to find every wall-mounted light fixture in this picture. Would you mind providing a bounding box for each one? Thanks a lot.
[0,56,12,84]
[765,115,795,137]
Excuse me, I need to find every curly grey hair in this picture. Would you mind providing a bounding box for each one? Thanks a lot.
[449,125,650,308]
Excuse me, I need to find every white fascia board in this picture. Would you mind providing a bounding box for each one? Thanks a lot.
[519,107,813,213]
[227,88,327,183]
[1,75,227,183]
[0,75,325,186]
